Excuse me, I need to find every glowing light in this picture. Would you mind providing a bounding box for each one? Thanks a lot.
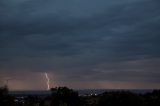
[44,72,50,90]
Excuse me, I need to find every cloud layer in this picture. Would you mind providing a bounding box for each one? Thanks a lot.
[0,0,160,90]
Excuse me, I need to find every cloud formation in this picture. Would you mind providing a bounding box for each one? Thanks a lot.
[0,0,160,89]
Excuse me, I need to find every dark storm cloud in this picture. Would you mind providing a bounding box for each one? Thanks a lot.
[0,0,160,88]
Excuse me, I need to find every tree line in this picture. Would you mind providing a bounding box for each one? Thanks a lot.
[0,86,160,106]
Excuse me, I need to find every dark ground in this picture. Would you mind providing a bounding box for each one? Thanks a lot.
[1,86,160,106]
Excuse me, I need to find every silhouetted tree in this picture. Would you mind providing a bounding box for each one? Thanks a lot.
[50,87,80,106]
[0,86,15,106]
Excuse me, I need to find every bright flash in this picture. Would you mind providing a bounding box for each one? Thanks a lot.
[44,72,50,90]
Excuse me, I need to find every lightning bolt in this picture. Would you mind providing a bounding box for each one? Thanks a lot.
[44,72,50,90]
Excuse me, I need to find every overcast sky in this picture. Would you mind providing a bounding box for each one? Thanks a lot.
[0,0,160,90]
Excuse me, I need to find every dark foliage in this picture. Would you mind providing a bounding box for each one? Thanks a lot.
[50,87,81,106]
[97,91,145,106]
[143,90,160,106]
[0,86,15,106]
[1,86,160,106]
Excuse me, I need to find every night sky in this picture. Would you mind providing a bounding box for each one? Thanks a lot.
[0,0,160,90]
